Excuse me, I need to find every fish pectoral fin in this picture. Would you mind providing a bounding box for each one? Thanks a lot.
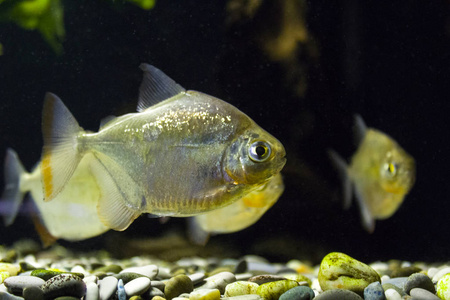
[353,188,376,233]
[327,149,353,209]
[89,155,142,231]
[137,64,186,112]
[187,217,211,246]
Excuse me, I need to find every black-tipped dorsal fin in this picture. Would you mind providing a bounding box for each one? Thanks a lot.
[137,64,186,112]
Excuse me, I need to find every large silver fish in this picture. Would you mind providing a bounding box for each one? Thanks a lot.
[41,64,286,231]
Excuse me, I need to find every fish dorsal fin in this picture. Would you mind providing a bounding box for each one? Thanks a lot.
[353,114,368,147]
[327,149,353,210]
[137,64,186,112]
[99,115,117,129]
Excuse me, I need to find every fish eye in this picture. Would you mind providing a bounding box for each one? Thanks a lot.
[249,141,272,163]
[383,162,398,178]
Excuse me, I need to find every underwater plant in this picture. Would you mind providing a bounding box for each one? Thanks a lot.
[0,0,155,54]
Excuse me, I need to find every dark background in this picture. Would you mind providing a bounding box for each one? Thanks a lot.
[1,0,450,264]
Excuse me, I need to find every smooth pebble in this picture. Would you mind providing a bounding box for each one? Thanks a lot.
[314,289,362,300]
[124,277,151,296]
[364,281,386,300]
[198,272,236,294]
[437,273,450,300]
[22,286,44,300]
[278,286,315,300]
[40,274,86,299]
[120,265,158,279]
[224,281,259,297]
[384,289,402,300]
[148,287,165,298]
[4,276,45,294]
[0,291,26,300]
[432,267,450,283]
[409,287,440,300]
[248,275,286,285]
[318,252,380,296]
[85,282,99,300]
[256,279,298,300]
[222,295,263,300]
[404,272,435,294]
[188,273,205,285]
[189,288,220,300]
[99,276,118,300]
[164,274,193,300]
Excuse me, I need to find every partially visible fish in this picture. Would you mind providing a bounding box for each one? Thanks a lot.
[41,64,286,231]
[328,115,416,232]
[1,149,109,245]
[188,173,284,245]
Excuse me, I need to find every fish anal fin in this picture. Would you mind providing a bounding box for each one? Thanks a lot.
[137,64,186,112]
[31,214,58,248]
[327,149,353,209]
[89,155,141,231]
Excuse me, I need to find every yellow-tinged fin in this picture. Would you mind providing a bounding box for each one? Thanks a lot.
[137,64,186,112]
[1,148,27,226]
[31,212,58,248]
[89,155,141,231]
[242,193,268,208]
[41,93,83,201]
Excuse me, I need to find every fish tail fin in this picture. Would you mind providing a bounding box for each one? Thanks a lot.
[1,148,27,226]
[41,92,84,202]
[187,217,210,246]
[327,149,353,209]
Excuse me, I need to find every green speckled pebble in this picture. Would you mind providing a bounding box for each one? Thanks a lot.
[151,296,166,300]
[256,279,299,300]
[318,252,380,296]
[30,269,84,281]
[115,272,147,284]
[225,281,259,297]
[93,264,123,274]
[164,274,194,300]
[130,296,144,300]
[436,273,450,300]
[279,286,315,300]
[283,275,312,287]
[189,288,221,300]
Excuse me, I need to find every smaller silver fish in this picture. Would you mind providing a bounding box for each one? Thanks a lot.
[329,115,416,232]
[1,149,109,245]
[188,173,284,245]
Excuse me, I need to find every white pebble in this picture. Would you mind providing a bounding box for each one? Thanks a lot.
[99,276,118,300]
[432,267,450,282]
[120,265,158,279]
[71,265,88,275]
[124,277,151,296]
[188,272,206,285]
[381,275,391,283]
[85,282,99,300]
[235,273,253,281]
[385,288,402,300]
[410,287,440,300]
[428,267,439,278]
[83,275,99,285]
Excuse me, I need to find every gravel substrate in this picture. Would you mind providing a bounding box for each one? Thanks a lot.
[0,240,449,300]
